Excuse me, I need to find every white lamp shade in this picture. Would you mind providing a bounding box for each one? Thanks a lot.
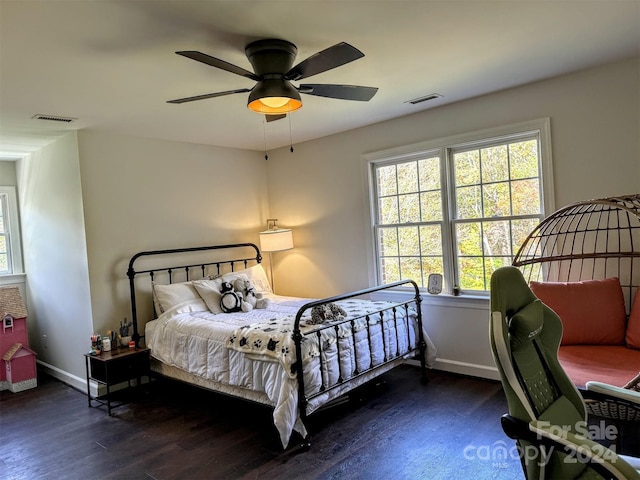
[259,228,293,252]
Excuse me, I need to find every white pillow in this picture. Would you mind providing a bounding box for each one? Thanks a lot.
[192,278,224,314]
[223,264,272,293]
[152,282,207,314]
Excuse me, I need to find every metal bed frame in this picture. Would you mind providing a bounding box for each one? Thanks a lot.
[127,242,428,447]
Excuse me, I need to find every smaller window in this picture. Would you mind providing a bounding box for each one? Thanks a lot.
[0,186,23,275]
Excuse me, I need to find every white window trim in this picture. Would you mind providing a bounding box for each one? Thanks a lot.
[361,118,554,294]
[0,186,24,275]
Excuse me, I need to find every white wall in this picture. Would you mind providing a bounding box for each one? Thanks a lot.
[77,131,269,342]
[265,56,640,379]
[17,132,93,384]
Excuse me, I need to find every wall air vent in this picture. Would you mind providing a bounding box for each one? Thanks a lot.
[31,114,76,123]
[405,93,442,105]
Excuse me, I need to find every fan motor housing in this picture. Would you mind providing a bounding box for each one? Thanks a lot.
[245,39,298,76]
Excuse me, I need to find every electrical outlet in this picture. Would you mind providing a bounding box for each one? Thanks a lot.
[43,334,47,348]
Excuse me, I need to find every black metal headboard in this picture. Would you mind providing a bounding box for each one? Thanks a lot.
[126,243,262,347]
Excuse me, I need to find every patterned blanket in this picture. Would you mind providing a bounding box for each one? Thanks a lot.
[226,299,415,378]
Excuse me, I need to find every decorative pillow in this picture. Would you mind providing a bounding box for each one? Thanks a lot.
[224,264,272,293]
[152,281,207,315]
[530,278,626,346]
[192,278,224,314]
[626,290,640,349]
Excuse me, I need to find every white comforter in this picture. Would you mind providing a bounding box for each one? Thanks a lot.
[146,293,434,447]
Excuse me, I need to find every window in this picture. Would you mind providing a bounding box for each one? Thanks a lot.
[366,119,553,294]
[0,186,23,276]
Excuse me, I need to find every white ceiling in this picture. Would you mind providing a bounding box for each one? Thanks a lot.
[1,1,639,155]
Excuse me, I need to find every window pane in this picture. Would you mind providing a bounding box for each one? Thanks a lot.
[0,236,6,254]
[510,140,539,180]
[398,226,420,256]
[481,145,508,183]
[380,257,400,283]
[456,185,482,219]
[420,191,442,221]
[419,225,442,255]
[418,157,440,191]
[456,222,482,256]
[482,182,511,217]
[0,254,7,273]
[454,150,480,186]
[422,256,443,276]
[511,179,540,215]
[458,256,484,290]
[400,257,422,283]
[397,162,418,194]
[484,256,512,289]
[399,193,420,223]
[378,227,398,257]
[483,220,512,257]
[377,165,397,196]
[511,218,540,254]
[379,196,398,224]
[0,217,4,233]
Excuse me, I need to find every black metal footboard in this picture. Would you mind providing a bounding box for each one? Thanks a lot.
[292,279,427,446]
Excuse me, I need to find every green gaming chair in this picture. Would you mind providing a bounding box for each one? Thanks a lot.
[489,266,640,480]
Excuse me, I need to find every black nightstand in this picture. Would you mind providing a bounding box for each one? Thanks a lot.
[84,347,150,415]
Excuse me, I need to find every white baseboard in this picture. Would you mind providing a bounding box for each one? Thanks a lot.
[36,359,147,398]
[36,359,92,394]
[431,358,501,381]
[405,357,500,381]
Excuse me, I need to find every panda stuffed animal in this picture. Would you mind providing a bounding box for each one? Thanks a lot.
[220,281,245,313]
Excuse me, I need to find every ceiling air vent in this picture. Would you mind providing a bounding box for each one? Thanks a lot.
[405,93,442,105]
[32,114,76,123]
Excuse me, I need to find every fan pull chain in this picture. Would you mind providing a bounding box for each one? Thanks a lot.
[289,114,294,153]
[263,118,269,160]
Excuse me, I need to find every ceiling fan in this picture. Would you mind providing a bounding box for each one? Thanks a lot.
[167,39,378,121]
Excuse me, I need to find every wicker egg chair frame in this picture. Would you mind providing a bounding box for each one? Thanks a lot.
[512,193,640,425]
[513,193,640,312]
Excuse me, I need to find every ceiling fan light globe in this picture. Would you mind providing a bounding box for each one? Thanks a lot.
[248,79,302,114]
[260,97,290,108]
[248,98,302,114]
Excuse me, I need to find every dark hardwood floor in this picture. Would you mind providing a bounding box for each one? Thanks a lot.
[0,366,526,480]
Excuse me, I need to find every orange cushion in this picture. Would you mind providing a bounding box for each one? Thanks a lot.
[626,290,640,349]
[559,345,640,387]
[530,278,626,345]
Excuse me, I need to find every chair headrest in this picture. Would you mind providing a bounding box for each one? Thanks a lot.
[508,299,544,349]
[490,266,538,318]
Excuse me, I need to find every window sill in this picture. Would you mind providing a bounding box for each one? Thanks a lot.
[371,288,489,310]
[0,273,26,286]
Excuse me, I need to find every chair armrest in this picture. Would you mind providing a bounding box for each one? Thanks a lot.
[586,381,640,405]
[501,415,640,479]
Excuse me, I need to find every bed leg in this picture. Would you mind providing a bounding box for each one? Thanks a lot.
[419,339,429,385]
[300,435,311,451]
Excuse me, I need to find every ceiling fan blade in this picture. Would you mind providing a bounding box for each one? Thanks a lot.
[299,84,378,101]
[265,114,286,122]
[167,88,251,104]
[285,42,364,81]
[176,51,260,81]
